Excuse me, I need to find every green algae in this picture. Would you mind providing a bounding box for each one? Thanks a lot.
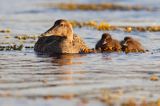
[0,45,23,51]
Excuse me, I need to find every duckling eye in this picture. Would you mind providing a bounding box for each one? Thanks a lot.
[60,23,64,26]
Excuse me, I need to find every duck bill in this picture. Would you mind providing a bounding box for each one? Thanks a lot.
[102,41,107,45]
[41,32,53,37]
[123,42,127,46]
[40,25,61,37]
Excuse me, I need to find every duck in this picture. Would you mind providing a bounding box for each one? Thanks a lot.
[121,36,145,53]
[34,19,93,54]
[95,33,121,52]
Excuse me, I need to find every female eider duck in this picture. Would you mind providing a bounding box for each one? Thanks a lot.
[121,36,145,53]
[95,33,121,52]
[34,19,92,54]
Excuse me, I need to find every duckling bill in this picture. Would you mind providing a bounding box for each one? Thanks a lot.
[95,33,121,52]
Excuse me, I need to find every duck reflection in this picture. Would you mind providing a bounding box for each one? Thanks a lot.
[35,53,86,98]
[50,53,86,81]
[51,53,85,66]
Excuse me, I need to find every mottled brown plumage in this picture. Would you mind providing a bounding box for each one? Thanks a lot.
[121,36,145,53]
[34,19,92,54]
[95,33,121,52]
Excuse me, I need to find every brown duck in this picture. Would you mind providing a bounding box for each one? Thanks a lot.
[95,33,121,52]
[34,19,92,54]
[121,36,145,53]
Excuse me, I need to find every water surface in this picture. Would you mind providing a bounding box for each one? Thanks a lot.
[0,0,160,105]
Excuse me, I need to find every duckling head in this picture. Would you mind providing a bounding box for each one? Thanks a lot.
[123,37,134,46]
[101,33,112,45]
[124,36,133,42]
[41,19,74,41]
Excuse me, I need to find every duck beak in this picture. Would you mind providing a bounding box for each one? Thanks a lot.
[123,42,127,46]
[40,25,60,37]
[40,32,53,37]
[102,41,107,45]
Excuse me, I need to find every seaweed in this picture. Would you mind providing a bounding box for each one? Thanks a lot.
[14,35,39,40]
[44,3,153,11]
[0,29,11,33]
[0,44,23,51]
[69,20,160,32]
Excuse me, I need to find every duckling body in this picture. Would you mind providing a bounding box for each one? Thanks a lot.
[121,36,145,53]
[34,19,90,54]
[95,33,121,52]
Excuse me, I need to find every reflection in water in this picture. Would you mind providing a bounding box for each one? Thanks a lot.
[50,54,87,99]
[101,53,112,61]
[50,54,85,84]
[35,53,86,82]
[51,54,85,65]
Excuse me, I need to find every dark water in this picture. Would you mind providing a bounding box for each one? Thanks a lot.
[0,0,160,105]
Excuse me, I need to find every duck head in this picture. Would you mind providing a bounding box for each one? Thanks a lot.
[101,33,112,45]
[41,19,74,41]
[123,36,133,46]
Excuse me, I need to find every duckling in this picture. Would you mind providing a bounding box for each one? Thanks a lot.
[34,19,92,54]
[121,36,145,53]
[95,33,121,52]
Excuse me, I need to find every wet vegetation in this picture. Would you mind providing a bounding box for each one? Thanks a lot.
[0,44,23,51]
[14,35,39,40]
[43,3,153,11]
[0,29,11,33]
[70,20,160,32]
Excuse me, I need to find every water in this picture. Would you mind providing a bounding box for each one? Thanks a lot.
[0,0,160,105]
